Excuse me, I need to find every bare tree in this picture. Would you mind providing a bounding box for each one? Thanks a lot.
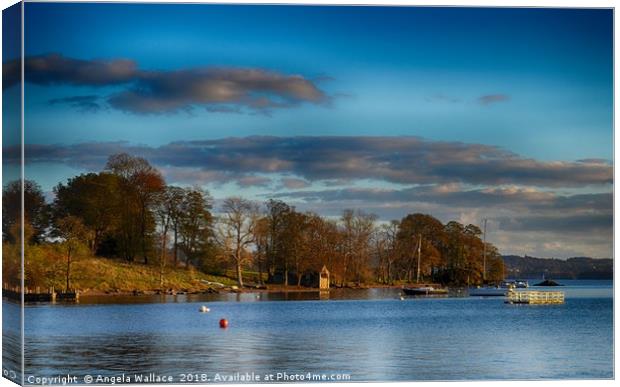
[55,216,90,292]
[340,209,377,286]
[375,220,399,284]
[218,197,259,287]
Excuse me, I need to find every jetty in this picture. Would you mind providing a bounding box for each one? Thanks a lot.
[2,284,79,303]
[505,290,564,304]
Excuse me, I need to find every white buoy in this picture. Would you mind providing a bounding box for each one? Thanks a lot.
[400,296,405,301]
[199,305,210,313]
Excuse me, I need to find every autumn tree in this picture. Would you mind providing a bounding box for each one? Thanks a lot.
[397,213,446,283]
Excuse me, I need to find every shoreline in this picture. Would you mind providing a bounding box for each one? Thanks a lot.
[78,283,418,297]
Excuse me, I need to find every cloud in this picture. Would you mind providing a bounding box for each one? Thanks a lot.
[281,178,311,189]
[7,136,612,188]
[4,53,328,114]
[8,136,611,259]
[275,186,612,258]
[478,94,510,105]
[271,185,612,215]
[4,53,138,88]
[2,57,20,88]
[48,95,102,113]
[160,166,235,186]
[496,213,612,233]
[236,175,272,188]
[108,68,326,114]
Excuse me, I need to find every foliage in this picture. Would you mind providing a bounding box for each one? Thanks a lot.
[3,152,505,290]
[2,179,50,243]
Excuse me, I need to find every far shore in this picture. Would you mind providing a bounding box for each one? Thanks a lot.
[77,283,440,298]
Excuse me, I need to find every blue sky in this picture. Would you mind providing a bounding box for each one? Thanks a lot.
[3,3,613,258]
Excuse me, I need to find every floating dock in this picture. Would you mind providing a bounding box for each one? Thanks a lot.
[505,290,564,304]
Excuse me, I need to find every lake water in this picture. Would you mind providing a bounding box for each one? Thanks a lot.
[3,280,614,383]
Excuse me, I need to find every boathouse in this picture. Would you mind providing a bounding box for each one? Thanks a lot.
[319,265,330,290]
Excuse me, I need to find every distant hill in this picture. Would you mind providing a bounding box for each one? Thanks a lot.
[502,255,613,280]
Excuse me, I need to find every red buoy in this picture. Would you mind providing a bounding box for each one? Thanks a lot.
[219,318,229,328]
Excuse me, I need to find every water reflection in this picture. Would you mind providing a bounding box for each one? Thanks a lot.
[74,288,407,305]
[7,281,614,383]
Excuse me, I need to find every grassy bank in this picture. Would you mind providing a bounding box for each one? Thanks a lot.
[68,257,240,294]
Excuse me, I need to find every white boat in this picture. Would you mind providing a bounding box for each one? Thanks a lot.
[514,279,529,288]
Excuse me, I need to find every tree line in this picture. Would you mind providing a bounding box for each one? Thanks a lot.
[2,153,504,290]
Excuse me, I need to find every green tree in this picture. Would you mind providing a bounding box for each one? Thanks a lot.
[3,180,50,244]
[52,172,120,254]
[178,187,214,268]
[264,199,292,282]
[106,153,165,264]
[281,210,309,287]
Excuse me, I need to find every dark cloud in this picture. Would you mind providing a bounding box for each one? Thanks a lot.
[3,53,138,88]
[108,68,326,114]
[48,95,102,113]
[7,136,612,188]
[2,57,20,88]
[3,54,328,114]
[478,94,510,105]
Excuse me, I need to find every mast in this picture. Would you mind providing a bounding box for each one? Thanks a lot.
[482,219,487,283]
[416,234,422,283]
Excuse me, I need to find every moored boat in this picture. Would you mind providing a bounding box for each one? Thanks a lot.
[469,279,523,297]
[514,279,529,288]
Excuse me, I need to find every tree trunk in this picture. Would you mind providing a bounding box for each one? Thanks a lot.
[236,257,244,287]
[65,247,72,293]
[173,227,178,267]
[284,262,289,287]
[257,251,263,285]
[160,225,168,289]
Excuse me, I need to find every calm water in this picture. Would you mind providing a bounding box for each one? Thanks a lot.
[3,280,614,383]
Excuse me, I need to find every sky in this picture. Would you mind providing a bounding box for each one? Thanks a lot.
[2,3,614,258]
